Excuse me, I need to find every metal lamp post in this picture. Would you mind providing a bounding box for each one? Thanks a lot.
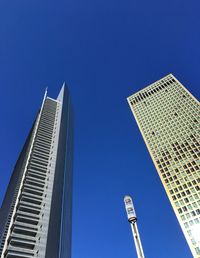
[124,195,145,258]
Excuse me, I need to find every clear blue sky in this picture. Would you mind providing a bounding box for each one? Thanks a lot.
[0,0,199,257]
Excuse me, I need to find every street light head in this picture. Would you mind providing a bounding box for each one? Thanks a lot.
[124,195,137,223]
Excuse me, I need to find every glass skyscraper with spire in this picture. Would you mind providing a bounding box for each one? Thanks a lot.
[127,74,200,257]
[0,85,73,258]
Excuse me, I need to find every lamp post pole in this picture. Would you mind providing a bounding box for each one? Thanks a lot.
[124,195,145,258]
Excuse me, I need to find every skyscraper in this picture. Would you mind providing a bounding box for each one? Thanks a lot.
[0,85,73,258]
[127,74,200,257]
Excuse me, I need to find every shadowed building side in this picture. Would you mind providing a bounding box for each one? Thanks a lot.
[45,86,73,258]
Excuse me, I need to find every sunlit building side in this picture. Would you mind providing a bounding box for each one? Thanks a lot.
[127,74,200,257]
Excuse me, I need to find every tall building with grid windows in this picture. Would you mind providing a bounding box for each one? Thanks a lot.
[0,85,73,258]
[127,74,200,257]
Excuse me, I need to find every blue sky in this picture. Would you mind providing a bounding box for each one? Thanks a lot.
[0,0,199,257]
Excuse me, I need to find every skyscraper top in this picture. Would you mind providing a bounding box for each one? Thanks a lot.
[127,74,198,107]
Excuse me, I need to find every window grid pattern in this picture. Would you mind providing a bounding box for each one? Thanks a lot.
[127,74,200,258]
[0,98,62,258]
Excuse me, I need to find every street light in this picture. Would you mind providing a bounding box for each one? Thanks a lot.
[124,195,145,258]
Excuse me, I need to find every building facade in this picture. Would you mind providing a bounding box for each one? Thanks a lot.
[127,74,200,257]
[0,85,73,258]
